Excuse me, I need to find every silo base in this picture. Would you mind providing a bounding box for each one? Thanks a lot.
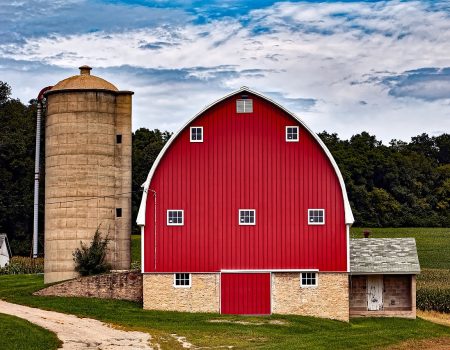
[44,271,78,284]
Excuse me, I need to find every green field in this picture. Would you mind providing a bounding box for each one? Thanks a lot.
[351,227,450,269]
[0,313,61,350]
[131,234,141,264]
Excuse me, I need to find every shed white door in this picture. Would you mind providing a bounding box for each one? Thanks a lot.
[367,275,383,311]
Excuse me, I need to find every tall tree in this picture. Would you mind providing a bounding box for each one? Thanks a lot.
[0,82,39,255]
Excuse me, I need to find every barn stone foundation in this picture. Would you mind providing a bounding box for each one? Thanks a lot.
[271,272,349,321]
[143,273,220,313]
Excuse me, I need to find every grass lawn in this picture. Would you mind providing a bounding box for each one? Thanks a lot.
[0,312,61,350]
[1,228,449,349]
[350,227,450,269]
[1,274,450,349]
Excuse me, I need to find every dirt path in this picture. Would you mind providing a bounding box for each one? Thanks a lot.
[0,300,153,349]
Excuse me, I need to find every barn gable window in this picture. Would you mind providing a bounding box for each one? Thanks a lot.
[286,126,299,142]
[239,209,256,225]
[174,273,191,288]
[236,99,253,113]
[167,210,184,226]
[190,127,203,142]
[301,272,318,287]
[308,209,325,225]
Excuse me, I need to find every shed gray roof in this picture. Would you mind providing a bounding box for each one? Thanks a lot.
[350,238,420,274]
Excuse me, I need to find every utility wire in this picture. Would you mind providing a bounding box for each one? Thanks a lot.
[0,189,143,209]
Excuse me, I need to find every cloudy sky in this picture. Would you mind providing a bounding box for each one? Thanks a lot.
[1,0,449,142]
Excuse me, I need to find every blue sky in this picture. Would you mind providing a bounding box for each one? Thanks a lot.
[1,0,449,141]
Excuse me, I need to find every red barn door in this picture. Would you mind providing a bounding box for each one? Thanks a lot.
[221,273,271,315]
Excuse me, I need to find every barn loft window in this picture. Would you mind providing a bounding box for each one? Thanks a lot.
[174,273,191,288]
[286,126,299,142]
[239,209,256,225]
[167,210,184,226]
[190,127,203,142]
[308,209,325,225]
[236,99,253,113]
[301,272,318,287]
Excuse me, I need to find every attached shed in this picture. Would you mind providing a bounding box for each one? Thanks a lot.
[349,238,420,318]
[0,234,12,268]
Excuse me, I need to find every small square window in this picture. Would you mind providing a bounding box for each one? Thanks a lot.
[190,127,203,142]
[286,126,299,142]
[174,273,191,288]
[301,272,318,287]
[116,134,122,144]
[239,209,256,225]
[236,99,253,113]
[116,208,122,218]
[308,209,325,225]
[167,210,184,226]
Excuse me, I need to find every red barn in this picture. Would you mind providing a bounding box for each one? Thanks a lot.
[138,87,419,321]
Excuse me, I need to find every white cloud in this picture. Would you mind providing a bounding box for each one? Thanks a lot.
[1,1,450,142]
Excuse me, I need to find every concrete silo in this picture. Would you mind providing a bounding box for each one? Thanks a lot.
[44,66,132,283]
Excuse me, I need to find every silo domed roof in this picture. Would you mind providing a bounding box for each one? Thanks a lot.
[50,66,118,92]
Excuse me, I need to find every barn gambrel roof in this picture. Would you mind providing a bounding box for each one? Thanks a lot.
[137,87,354,227]
[350,238,420,274]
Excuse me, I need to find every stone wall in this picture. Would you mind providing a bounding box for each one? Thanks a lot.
[272,272,349,321]
[35,270,142,302]
[349,275,367,310]
[383,275,412,310]
[143,273,220,313]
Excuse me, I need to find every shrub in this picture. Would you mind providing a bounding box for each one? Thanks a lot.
[73,227,111,276]
[0,256,44,275]
[417,288,450,313]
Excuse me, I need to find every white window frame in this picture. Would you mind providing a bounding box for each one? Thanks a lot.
[173,273,191,288]
[308,209,325,225]
[239,209,256,226]
[190,126,203,142]
[285,126,299,142]
[167,209,184,226]
[236,99,253,113]
[300,272,318,288]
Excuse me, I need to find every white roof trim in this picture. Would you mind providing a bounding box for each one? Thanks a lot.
[137,87,354,225]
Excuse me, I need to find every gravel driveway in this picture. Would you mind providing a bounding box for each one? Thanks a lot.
[0,300,153,349]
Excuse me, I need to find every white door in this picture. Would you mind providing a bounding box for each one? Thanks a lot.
[367,275,383,311]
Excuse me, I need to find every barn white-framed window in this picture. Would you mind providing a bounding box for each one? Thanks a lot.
[190,127,203,142]
[286,126,299,142]
[239,209,256,225]
[174,273,191,288]
[167,210,184,226]
[300,272,318,287]
[236,99,253,113]
[308,209,325,225]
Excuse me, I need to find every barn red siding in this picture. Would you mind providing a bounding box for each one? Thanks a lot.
[221,273,271,315]
[144,92,347,273]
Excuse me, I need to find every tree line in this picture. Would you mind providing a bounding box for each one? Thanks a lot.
[0,81,448,255]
